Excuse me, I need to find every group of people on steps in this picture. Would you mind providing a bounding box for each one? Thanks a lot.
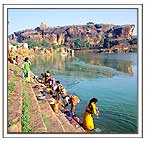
[9,55,100,131]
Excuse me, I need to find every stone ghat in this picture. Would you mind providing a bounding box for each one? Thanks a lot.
[8,62,85,133]
[30,72,85,133]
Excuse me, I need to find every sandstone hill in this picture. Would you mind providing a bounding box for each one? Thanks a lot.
[8,22,137,48]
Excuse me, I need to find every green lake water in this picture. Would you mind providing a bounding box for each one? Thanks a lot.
[31,52,137,134]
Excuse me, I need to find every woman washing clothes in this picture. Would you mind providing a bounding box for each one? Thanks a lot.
[82,98,100,131]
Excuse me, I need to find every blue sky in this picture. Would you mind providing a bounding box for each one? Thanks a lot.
[8,9,137,35]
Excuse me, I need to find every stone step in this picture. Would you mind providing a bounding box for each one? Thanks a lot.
[56,110,85,133]
[29,72,85,133]
[32,87,85,133]
[37,99,65,133]
[25,83,47,133]
[30,75,65,132]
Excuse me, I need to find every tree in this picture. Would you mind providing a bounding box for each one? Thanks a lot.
[52,44,61,49]
[74,38,82,48]
[87,22,94,25]
[73,38,92,49]
[9,40,18,46]
[103,37,110,48]
[127,38,137,45]
[26,39,39,48]
[85,42,92,48]
[94,24,102,29]
[40,39,50,48]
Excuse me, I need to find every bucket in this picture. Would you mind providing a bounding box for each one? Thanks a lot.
[50,100,59,113]
[51,103,59,113]
[36,93,46,100]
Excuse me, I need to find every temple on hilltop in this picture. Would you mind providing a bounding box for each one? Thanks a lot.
[39,22,48,30]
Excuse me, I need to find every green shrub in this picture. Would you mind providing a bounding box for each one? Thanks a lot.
[9,40,18,46]
[8,81,15,94]
[52,45,61,49]
[8,121,16,127]
[13,67,18,76]
[73,38,92,49]
[42,113,47,126]
[26,39,39,48]
[40,39,50,48]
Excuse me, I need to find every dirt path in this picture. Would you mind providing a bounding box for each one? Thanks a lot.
[8,65,23,132]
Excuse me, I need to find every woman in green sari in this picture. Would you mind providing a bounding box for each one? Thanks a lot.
[22,57,31,82]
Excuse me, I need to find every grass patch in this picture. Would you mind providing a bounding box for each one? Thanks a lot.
[8,81,15,94]
[42,113,47,126]
[8,63,11,69]
[21,81,32,132]
[8,121,16,127]
[14,67,18,76]
[8,62,19,95]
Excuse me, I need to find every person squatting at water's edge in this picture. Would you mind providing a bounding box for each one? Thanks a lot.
[17,56,101,131]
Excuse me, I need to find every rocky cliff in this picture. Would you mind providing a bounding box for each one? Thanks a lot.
[8,22,137,48]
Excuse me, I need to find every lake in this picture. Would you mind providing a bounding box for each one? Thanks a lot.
[31,51,137,134]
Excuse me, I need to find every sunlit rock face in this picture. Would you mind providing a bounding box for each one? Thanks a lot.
[8,22,136,48]
[106,25,135,39]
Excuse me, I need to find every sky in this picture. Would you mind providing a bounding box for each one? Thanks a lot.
[8,8,137,35]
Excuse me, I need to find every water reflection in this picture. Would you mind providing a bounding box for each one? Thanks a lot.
[75,52,134,76]
[31,53,74,76]
[31,52,135,78]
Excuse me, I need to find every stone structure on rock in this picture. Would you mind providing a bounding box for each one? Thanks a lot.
[8,43,29,56]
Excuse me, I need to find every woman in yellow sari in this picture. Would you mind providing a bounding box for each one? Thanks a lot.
[82,98,99,131]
